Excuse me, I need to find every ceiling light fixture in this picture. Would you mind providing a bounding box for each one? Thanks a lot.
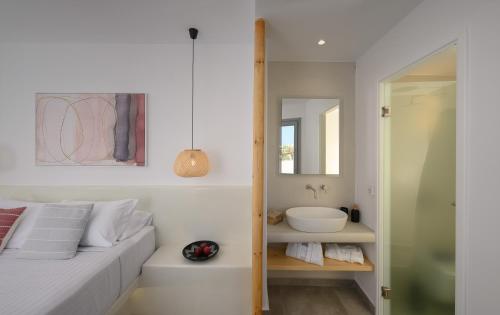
[173,27,210,177]
[317,39,326,46]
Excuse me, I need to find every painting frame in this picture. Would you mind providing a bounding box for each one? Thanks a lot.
[35,93,147,166]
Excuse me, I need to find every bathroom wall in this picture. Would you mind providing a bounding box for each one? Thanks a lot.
[355,0,500,312]
[267,62,355,211]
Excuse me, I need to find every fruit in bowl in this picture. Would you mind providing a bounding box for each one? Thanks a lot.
[183,240,219,261]
[194,246,203,257]
[203,245,212,256]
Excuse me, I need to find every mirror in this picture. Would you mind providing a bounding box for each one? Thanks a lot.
[279,98,340,175]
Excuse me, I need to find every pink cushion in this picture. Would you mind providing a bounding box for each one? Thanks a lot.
[0,207,26,252]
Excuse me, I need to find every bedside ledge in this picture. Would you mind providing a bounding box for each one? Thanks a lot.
[142,243,251,269]
[134,243,252,315]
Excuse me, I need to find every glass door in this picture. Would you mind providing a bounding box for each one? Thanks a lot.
[381,45,456,315]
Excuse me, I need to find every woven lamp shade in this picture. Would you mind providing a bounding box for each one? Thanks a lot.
[173,149,210,177]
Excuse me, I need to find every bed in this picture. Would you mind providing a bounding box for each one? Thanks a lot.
[0,226,155,315]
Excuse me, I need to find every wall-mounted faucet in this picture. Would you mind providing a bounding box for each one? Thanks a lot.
[305,184,318,199]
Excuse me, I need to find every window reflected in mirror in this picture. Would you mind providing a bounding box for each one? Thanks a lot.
[280,98,340,175]
[280,119,300,174]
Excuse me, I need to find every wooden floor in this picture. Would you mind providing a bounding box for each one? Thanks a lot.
[265,282,374,315]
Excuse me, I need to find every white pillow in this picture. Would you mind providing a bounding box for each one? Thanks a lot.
[118,210,153,241]
[18,203,93,260]
[63,199,137,247]
[0,199,44,249]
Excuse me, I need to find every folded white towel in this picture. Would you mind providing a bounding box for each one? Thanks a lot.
[286,242,324,266]
[325,244,364,264]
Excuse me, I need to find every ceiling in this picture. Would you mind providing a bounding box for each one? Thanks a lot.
[256,0,424,62]
[0,0,253,44]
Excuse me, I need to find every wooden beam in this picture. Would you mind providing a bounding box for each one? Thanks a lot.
[252,18,265,315]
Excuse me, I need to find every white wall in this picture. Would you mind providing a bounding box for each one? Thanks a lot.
[0,3,255,313]
[0,185,252,248]
[0,0,254,186]
[0,42,252,185]
[355,1,500,313]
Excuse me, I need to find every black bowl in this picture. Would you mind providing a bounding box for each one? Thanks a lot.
[182,240,219,262]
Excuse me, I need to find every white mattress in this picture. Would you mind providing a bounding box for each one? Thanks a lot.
[0,226,155,315]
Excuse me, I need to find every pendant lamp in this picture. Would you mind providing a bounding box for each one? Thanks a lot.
[173,27,210,177]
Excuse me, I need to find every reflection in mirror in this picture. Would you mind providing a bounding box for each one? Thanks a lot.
[280,98,340,175]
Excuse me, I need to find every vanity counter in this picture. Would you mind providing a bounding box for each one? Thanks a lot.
[268,220,375,243]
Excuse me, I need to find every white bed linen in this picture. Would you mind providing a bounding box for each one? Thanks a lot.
[0,226,155,315]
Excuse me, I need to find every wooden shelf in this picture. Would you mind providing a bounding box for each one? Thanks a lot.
[267,246,374,272]
[267,220,375,243]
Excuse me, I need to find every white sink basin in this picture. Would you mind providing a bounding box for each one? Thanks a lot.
[286,207,348,233]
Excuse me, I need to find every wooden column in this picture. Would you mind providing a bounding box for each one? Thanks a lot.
[252,18,265,315]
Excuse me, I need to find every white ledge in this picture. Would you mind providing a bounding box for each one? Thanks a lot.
[138,244,251,315]
[142,243,251,270]
[268,220,375,243]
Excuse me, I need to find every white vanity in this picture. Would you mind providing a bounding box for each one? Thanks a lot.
[267,217,375,272]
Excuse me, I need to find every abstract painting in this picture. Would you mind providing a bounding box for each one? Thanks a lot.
[36,93,146,166]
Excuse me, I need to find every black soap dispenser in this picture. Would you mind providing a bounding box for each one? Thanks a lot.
[351,204,360,223]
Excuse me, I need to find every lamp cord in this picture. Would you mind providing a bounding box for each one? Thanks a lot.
[191,37,195,150]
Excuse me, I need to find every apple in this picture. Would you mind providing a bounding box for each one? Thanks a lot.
[203,245,212,256]
[194,246,203,257]
[199,242,208,249]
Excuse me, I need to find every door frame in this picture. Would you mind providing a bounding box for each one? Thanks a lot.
[376,38,469,315]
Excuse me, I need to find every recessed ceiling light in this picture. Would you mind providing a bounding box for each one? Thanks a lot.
[317,39,326,46]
